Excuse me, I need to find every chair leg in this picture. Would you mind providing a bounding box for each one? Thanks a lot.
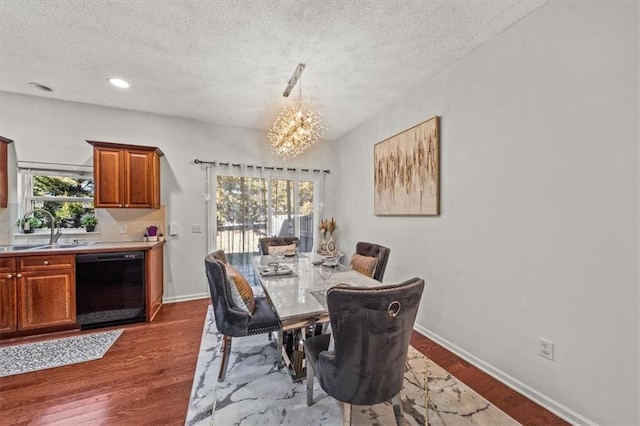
[306,360,315,406]
[391,393,404,426]
[218,335,232,382]
[342,402,352,426]
[276,330,283,369]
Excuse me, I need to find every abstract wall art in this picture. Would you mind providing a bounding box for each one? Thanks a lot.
[374,116,440,215]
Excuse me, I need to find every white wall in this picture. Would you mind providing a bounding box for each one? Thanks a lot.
[0,93,336,301]
[334,1,638,425]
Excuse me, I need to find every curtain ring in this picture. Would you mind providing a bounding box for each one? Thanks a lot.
[388,301,401,318]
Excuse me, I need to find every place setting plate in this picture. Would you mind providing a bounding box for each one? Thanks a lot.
[259,263,294,277]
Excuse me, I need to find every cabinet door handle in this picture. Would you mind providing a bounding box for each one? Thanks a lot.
[6,274,12,279]
[125,204,128,207]
[16,273,22,278]
[119,204,124,207]
[43,260,49,265]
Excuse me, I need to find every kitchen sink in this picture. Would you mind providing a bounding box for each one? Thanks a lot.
[33,242,98,250]
[0,244,45,251]
[0,242,98,252]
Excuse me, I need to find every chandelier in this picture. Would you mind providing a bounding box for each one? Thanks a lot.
[268,63,325,160]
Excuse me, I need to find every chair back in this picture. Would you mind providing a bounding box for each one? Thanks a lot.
[259,236,299,255]
[325,278,424,405]
[355,242,391,281]
[204,254,250,337]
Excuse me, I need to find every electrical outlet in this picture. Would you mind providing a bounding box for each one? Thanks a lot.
[119,224,128,234]
[192,224,203,233]
[539,338,554,360]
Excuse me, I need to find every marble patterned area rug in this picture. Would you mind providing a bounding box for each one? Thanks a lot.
[0,329,123,377]
[186,307,520,426]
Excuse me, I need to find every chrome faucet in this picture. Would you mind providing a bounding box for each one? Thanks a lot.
[21,209,63,245]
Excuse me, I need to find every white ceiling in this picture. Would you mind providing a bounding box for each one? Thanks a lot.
[0,0,547,141]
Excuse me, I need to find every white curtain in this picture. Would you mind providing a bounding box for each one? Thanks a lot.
[205,162,325,257]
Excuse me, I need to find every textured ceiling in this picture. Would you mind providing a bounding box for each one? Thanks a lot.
[0,0,547,141]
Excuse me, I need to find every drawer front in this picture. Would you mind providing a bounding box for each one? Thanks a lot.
[18,255,74,271]
[0,257,16,274]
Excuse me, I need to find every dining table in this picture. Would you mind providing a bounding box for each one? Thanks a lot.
[253,252,386,381]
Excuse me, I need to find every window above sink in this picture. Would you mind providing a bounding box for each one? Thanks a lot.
[18,168,95,234]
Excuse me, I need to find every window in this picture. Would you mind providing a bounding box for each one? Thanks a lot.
[216,176,267,255]
[20,170,94,230]
[215,175,318,256]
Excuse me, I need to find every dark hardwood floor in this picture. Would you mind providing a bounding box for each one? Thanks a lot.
[1,299,567,425]
[410,332,569,426]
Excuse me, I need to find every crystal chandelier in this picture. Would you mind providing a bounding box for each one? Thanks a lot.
[268,64,325,160]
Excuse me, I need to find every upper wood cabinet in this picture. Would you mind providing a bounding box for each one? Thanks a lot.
[0,136,13,209]
[88,141,164,209]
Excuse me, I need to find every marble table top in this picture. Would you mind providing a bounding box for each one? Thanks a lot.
[253,254,385,327]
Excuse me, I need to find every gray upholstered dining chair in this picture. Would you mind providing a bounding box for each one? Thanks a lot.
[204,253,282,381]
[353,241,391,281]
[259,236,299,255]
[304,278,425,425]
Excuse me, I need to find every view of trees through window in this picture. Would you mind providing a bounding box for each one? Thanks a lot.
[216,175,315,256]
[26,174,95,229]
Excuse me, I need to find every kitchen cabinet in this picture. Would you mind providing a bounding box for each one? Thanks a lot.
[0,136,13,209]
[1,242,164,339]
[146,244,164,321]
[87,140,164,209]
[1,254,75,336]
[0,257,17,334]
[18,254,76,330]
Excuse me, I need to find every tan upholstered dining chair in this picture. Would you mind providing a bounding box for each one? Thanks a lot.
[258,236,299,255]
[350,242,390,282]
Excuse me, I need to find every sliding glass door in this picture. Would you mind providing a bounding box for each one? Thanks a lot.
[215,174,318,265]
[216,176,267,257]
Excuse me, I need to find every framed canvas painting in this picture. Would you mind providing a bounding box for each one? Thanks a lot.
[374,116,440,215]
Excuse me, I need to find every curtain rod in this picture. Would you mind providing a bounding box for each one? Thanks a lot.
[194,159,330,174]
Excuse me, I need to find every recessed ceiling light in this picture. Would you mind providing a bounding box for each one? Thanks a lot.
[108,77,130,89]
[28,82,53,92]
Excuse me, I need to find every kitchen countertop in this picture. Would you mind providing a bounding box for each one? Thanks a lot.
[0,240,166,257]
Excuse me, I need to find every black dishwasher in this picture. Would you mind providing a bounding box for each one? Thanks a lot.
[76,251,146,329]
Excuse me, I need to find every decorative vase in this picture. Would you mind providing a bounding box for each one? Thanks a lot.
[319,232,328,254]
[327,236,336,254]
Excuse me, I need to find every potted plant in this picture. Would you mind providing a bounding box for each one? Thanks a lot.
[80,213,98,232]
[16,216,43,234]
[146,225,159,241]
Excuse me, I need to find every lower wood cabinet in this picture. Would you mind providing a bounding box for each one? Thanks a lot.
[1,245,163,339]
[146,244,164,321]
[0,257,17,334]
[0,254,76,337]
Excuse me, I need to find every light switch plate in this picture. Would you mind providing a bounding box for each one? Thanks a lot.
[169,223,179,236]
[119,224,128,234]
[192,224,203,233]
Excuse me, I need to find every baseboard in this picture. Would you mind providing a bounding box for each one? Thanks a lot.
[413,324,596,426]
[163,293,210,304]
